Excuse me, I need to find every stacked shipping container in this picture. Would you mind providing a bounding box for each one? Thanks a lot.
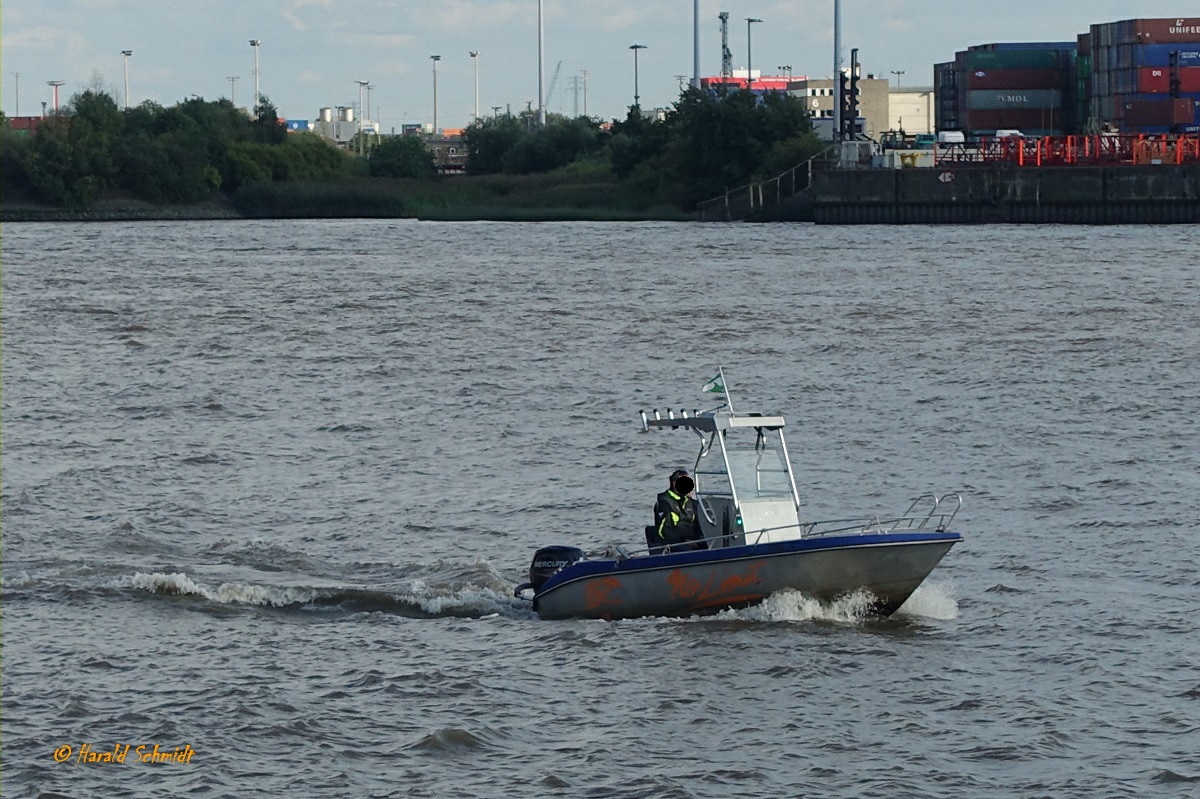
[935,18,1200,136]
[1090,18,1200,132]
[940,42,1076,135]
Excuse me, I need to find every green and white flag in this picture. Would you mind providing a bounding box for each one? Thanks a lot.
[702,373,725,395]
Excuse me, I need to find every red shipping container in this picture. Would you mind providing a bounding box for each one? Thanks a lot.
[965,109,1062,131]
[966,68,1064,90]
[1123,98,1195,125]
[1137,66,1200,92]
[1131,17,1200,44]
[1139,67,1170,92]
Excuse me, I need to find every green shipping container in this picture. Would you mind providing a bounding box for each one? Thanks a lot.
[1077,55,1092,78]
[966,49,1065,70]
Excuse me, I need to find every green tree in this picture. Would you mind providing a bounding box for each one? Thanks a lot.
[639,87,820,207]
[368,135,435,178]
[463,115,527,174]
[1,114,35,200]
[499,115,604,174]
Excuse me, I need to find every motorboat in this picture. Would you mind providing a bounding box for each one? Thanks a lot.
[514,376,964,621]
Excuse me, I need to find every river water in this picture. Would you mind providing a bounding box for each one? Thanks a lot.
[3,220,1198,798]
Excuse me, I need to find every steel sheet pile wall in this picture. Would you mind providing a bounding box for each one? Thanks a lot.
[941,42,1076,135]
[1090,18,1200,133]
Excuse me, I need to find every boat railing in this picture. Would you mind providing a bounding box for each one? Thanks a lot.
[597,494,963,560]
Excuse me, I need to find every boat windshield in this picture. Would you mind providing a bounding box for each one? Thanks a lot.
[726,445,793,499]
[698,438,794,501]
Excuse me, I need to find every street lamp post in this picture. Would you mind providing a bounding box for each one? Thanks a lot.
[430,55,441,134]
[355,80,370,155]
[14,72,19,117]
[537,0,546,126]
[121,50,133,109]
[746,18,762,90]
[469,51,480,121]
[778,64,792,80]
[227,76,238,106]
[891,70,905,88]
[249,39,262,111]
[629,44,647,109]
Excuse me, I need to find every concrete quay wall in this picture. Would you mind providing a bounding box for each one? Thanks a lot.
[806,164,1200,224]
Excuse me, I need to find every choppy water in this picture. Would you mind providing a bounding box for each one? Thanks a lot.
[3,219,1198,798]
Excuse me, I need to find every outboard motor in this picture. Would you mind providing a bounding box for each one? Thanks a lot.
[514,545,585,597]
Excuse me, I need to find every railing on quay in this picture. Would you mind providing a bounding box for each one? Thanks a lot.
[933,133,1200,168]
[697,147,835,222]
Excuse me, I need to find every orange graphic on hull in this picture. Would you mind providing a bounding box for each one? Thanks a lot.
[584,576,624,612]
[666,561,767,607]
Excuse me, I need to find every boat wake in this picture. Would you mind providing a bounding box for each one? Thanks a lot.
[127,570,535,620]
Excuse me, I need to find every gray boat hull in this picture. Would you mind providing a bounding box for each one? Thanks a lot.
[532,532,961,621]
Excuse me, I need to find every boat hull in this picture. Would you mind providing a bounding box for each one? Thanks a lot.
[532,532,961,621]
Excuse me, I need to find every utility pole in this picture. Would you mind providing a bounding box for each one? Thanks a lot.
[14,72,18,117]
[581,69,589,117]
[692,0,700,89]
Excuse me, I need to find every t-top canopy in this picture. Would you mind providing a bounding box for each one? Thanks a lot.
[640,409,785,434]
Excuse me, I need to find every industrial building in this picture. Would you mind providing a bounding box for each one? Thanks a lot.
[787,75,889,139]
[888,87,935,135]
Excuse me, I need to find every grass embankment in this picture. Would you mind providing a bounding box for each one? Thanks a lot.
[3,168,695,223]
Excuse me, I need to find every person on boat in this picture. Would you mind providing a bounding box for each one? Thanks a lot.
[650,469,707,553]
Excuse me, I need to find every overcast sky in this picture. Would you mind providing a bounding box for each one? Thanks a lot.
[2,1,1192,129]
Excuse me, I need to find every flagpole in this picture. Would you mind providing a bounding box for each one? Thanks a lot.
[718,366,734,413]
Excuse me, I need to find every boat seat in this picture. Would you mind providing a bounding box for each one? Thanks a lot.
[645,525,668,555]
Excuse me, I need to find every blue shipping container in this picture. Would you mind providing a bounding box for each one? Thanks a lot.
[1134,124,1200,133]
[1131,43,1200,68]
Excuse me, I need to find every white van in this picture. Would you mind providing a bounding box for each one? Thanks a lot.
[936,130,966,144]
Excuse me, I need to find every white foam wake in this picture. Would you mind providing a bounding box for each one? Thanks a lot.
[895,580,959,620]
[129,571,320,607]
[712,588,878,624]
